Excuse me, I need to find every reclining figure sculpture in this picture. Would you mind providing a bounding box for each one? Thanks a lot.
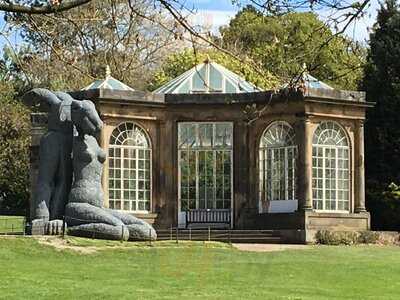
[24,89,156,241]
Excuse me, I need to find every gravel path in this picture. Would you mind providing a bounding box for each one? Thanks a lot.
[233,243,311,252]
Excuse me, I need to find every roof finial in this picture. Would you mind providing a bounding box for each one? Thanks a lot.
[302,63,308,73]
[203,54,211,64]
[105,65,111,78]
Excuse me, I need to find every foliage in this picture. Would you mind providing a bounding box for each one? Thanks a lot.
[0,82,30,215]
[315,230,359,245]
[315,230,380,245]
[362,0,400,230]
[2,237,400,299]
[357,231,380,244]
[219,6,365,90]
[367,182,400,231]
[5,0,180,91]
[148,48,279,91]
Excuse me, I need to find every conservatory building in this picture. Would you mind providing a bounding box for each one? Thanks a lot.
[29,60,374,242]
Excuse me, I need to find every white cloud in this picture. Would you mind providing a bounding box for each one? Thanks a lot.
[188,9,237,34]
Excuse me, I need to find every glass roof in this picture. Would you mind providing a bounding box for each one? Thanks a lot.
[154,59,261,94]
[303,74,333,90]
[82,66,135,91]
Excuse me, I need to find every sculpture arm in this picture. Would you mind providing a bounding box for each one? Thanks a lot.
[22,88,61,109]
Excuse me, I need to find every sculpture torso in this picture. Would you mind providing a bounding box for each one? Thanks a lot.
[68,134,106,207]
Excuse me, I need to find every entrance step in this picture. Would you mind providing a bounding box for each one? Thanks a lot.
[156,229,283,244]
[132,213,158,225]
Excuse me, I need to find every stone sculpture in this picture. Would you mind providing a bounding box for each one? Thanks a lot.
[24,89,156,241]
[23,89,74,233]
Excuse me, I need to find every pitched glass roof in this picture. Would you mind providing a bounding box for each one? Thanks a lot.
[303,74,333,90]
[154,59,261,94]
[82,66,134,91]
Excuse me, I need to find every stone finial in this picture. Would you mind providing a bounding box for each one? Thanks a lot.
[302,63,308,74]
[203,55,211,64]
[105,65,111,78]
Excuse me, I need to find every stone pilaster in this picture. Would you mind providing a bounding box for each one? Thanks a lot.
[297,117,313,211]
[354,120,366,213]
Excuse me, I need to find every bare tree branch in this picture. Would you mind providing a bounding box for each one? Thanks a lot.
[0,0,92,14]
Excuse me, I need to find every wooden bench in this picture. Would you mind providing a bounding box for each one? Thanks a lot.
[185,209,231,228]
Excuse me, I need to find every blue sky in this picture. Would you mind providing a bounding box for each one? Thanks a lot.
[184,0,381,43]
[0,0,382,54]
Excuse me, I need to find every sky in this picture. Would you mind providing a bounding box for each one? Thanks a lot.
[184,0,381,43]
[0,0,383,54]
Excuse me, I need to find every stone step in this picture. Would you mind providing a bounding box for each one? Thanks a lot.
[132,213,158,225]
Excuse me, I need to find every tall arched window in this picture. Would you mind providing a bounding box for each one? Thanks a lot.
[259,121,297,203]
[108,122,151,213]
[312,121,350,211]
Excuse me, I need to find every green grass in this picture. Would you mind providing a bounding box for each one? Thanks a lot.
[0,216,25,234]
[0,237,400,299]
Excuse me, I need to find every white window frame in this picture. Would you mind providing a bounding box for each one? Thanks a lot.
[259,121,297,205]
[312,122,350,213]
[108,122,152,214]
[259,146,297,201]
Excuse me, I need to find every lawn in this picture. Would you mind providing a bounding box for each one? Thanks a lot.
[0,216,25,234]
[0,237,399,300]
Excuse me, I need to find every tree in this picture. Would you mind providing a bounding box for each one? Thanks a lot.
[363,0,400,230]
[6,0,180,91]
[148,49,279,91]
[0,1,373,89]
[0,0,91,14]
[219,6,365,90]
[0,81,30,215]
[150,8,366,91]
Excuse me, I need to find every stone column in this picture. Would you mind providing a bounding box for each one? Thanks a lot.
[100,123,111,208]
[354,120,366,213]
[297,117,313,211]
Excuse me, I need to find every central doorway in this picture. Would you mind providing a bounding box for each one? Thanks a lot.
[177,122,233,228]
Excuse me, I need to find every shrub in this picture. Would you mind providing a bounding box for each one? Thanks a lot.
[357,231,380,244]
[315,230,381,245]
[315,230,358,246]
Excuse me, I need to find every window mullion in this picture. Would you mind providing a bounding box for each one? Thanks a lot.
[222,150,225,209]
[196,150,199,210]
[271,149,274,201]
[135,148,139,212]
[266,149,269,202]
[213,150,217,209]
[322,147,326,211]
[285,147,288,201]
[336,148,339,211]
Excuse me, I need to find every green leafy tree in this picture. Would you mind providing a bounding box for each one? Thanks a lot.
[148,49,279,91]
[0,82,30,215]
[363,0,400,230]
[219,6,365,90]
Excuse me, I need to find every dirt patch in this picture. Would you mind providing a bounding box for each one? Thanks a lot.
[233,243,310,252]
[36,236,102,254]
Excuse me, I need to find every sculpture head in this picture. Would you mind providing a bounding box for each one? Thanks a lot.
[71,99,103,136]
[23,88,103,136]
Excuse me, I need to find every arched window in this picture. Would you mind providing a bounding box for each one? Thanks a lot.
[259,121,297,203]
[108,122,151,213]
[312,121,350,211]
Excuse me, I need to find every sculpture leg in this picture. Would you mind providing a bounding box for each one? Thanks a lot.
[34,133,61,221]
[65,203,129,241]
[106,209,157,241]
